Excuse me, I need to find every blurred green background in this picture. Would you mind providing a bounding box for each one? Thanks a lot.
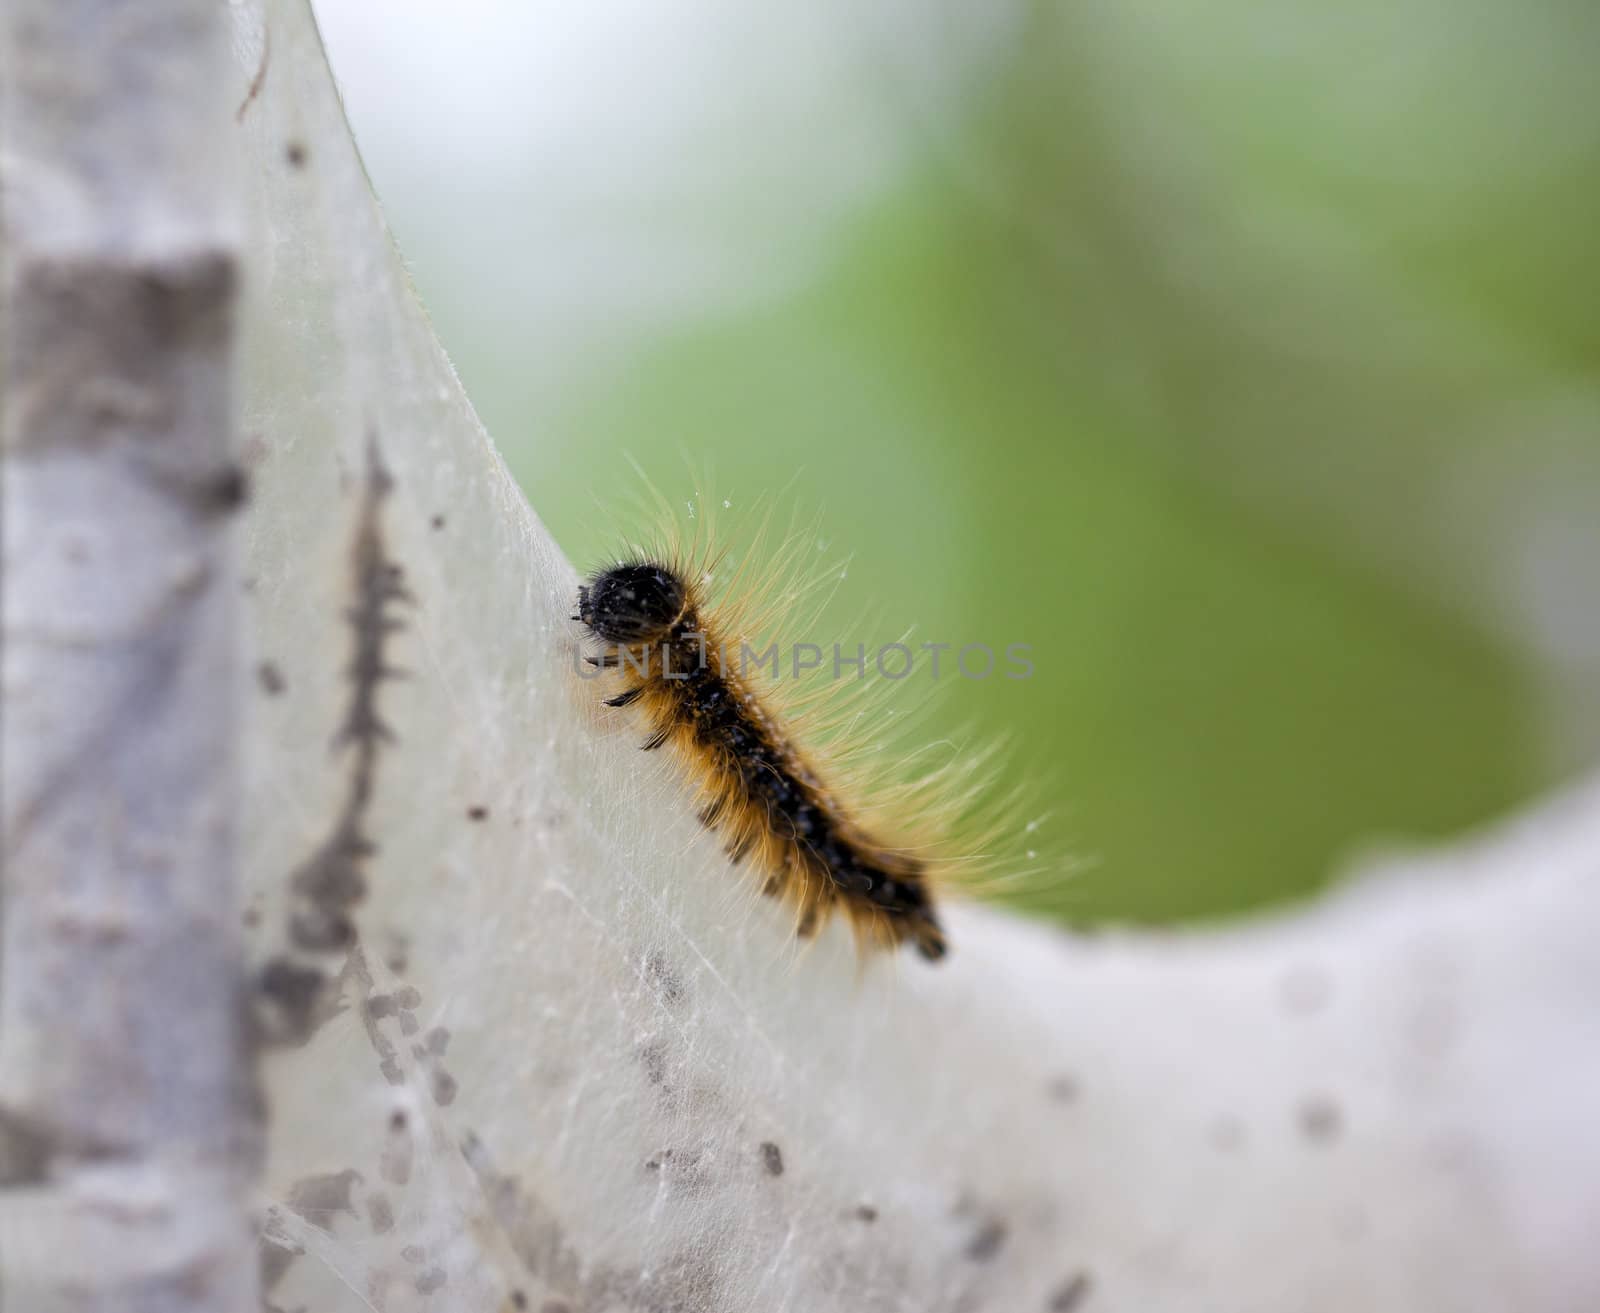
[315,0,1600,925]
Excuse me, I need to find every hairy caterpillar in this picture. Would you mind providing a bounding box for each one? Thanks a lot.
[573,497,1024,963]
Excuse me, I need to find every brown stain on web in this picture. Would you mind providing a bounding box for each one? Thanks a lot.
[295,434,409,949]
[379,1097,414,1184]
[351,952,418,1087]
[256,436,411,1045]
[258,1234,302,1298]
[1048,1271,1094,1310]
[1297,1094,1344,1144]
[642,949,688,1010]
[430,1066,460,1106]
[285,1168,362,1234]
[257,659,286,695]
[235,21,271,122]
[1046,1073,1080,1105]
[463,1128,738,1313]
[367,1191,396,1234]
[963,1215,1009,1263]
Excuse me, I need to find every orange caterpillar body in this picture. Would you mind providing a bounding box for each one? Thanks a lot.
[576,552,953,962]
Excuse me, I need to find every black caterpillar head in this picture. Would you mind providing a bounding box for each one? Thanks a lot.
[577,562,687,644]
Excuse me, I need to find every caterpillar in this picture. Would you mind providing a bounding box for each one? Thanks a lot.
[572,509,981,963]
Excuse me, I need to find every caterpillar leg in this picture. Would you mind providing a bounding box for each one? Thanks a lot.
[906,911,947,961]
